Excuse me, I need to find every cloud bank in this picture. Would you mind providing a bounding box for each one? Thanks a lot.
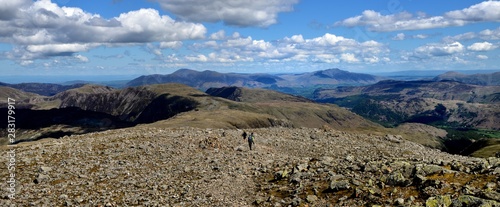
[336,1,500,32]
[0,0,206,63]
[154,0,299,27]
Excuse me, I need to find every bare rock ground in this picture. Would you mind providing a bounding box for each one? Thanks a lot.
[1,127,499,206]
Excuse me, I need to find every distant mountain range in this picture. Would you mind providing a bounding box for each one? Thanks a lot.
[4,69,499,98]
[0,82,84,96]
[126,68,385,89]
[433,71,500,86]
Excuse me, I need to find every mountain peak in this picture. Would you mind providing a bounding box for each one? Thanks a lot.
[171,68,199,76]
[311,68,381,82]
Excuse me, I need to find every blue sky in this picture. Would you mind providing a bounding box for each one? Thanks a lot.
[0,0,499,80]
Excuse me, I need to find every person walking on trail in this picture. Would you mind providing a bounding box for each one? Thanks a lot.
[248,132,255,150]
[242,131,247,140]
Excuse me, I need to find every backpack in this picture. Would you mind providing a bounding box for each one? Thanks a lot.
[248,134,254,142]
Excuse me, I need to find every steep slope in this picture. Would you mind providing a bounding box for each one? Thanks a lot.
[206,86,312,103]
[151,86,382,132]
[1,84,202,144]
[315,80,500,130]
[204,86,379,130]
[0,86,46,108]
[433,71,500,86]
[52,84,199,123]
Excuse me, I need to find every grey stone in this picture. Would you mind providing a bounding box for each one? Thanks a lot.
[385,134,402,143]
[396,198,405,206]
[382,172,410,186]
[329,180,350,191]
[295,163,308,172]
[417,164,446,176]
[34,174,50,184]
[426,195,451,207]
[39,166,52,173]
[306,195,318,203]
[452,195,500,207]
[274,169,289,180]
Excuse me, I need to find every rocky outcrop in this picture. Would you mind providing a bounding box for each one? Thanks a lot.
[1,127,498,206]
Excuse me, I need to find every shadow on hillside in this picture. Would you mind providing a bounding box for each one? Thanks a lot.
[0,107,134,130]
[0,107,135,144]
[0,94,200,144]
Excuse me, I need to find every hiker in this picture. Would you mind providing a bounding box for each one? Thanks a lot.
[242,131,247,140]
[248,132,255,150]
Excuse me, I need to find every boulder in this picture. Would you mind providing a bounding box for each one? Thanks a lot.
[329,180,350,191]
[426,195,452,207]
[381,172,410,186]
[274,169,289,180]
[306,195,318,203]
[451,195,500,207]
[416,164,447,176]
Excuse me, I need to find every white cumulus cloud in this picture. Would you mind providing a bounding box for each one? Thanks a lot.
[154,0,299,27]
[392,33,405,40]
[444,1,500,21]
[479,27,500,40]
[476,54,488,59]
[160,41,183,49]
[467,41,497,51]
[209,30,226,40]
[74,54,89,62]
[413,42,465,58]
[336,1,500,32]
[0,0,206,63]
[340,53,360,63]
[171,33,389,65]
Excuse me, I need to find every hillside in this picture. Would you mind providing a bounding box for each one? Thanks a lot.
[1,83,384,145]
[0,86,46,108]
[433,71,500,86]
[0,82,85,96]
[0,84,202,144]
[314,80,500,130]
[206,86,312,103]
[1,126,499,206]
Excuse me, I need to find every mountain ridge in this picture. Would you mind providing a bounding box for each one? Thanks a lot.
[126,68,385,90]
[0,82,85,96]
[1,83,383,145]
[433,71,500,86]
[314,80,500,130]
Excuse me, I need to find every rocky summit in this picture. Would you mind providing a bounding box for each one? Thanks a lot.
[1,126,499,206]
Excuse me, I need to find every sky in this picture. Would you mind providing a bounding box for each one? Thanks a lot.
[0,0,499,80]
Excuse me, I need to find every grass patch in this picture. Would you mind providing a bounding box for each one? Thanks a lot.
[469,139,500,158]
